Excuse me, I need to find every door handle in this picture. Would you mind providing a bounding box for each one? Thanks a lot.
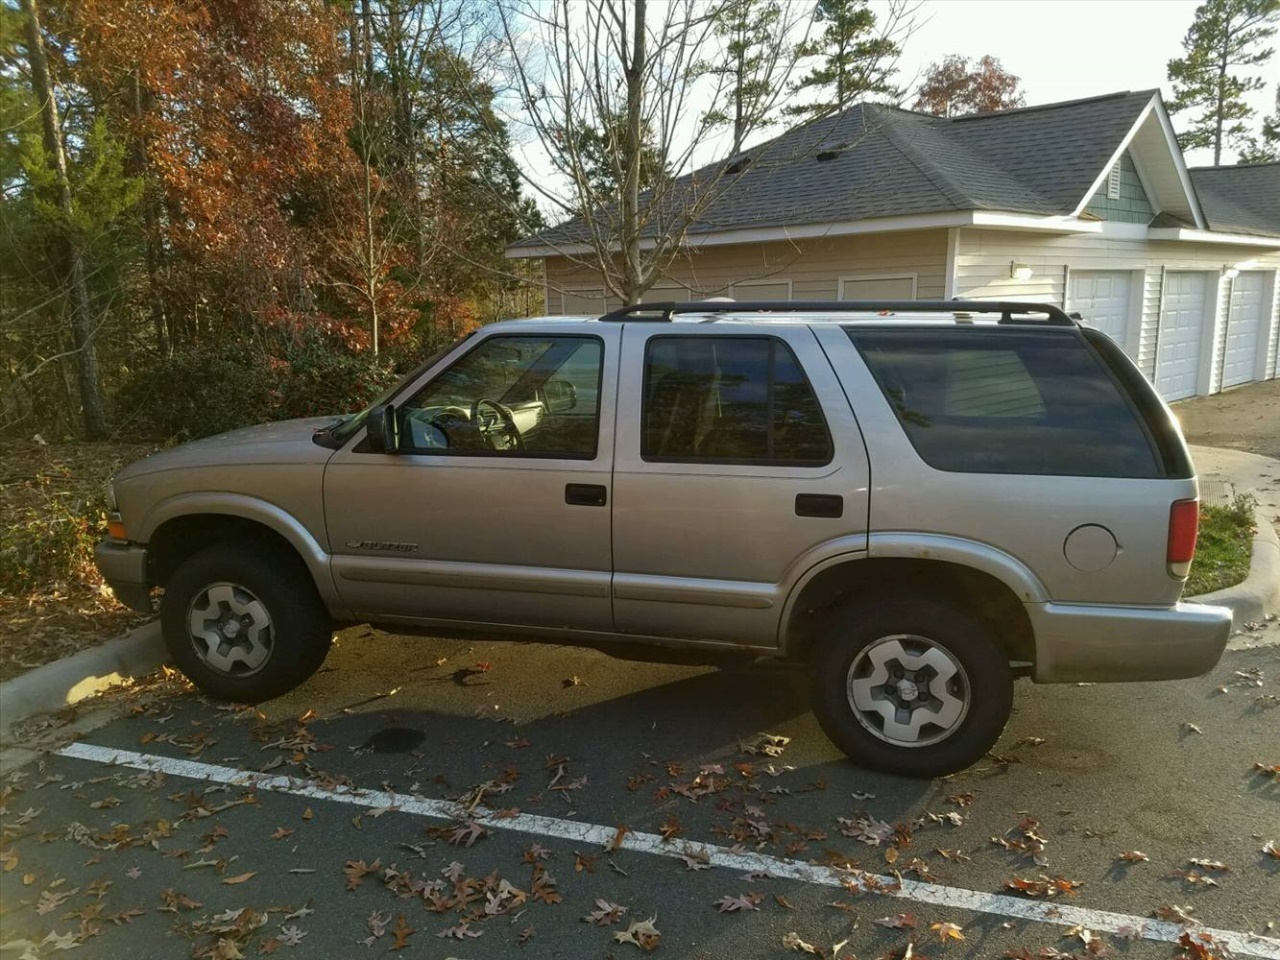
[795,493,843,518]
[565,483,608,507]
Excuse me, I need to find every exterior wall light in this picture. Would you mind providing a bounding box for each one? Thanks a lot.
[1223,266,1240,279]
[1010,262,1033,281]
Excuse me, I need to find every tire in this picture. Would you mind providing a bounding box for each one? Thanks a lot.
[811,598,1012,778]
[160,543,332,703]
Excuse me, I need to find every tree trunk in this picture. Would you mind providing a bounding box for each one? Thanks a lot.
[21,0,107,438]
[620,0,647,303]
[131,72,169,356]
[1214,22,1231,165]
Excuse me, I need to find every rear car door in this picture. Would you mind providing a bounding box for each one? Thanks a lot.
[610,323,870,648]
[324,325,620,631]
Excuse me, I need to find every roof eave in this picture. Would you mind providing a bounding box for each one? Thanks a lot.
[1147,227,1280,248]
[505,211,1101,259]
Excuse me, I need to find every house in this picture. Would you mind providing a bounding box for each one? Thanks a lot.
[506,90,1280,400]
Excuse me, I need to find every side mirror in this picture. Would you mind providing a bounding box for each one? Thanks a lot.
[366,404,399,453]
[543,379,577,413]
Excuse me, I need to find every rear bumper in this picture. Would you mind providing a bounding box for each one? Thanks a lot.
[1028,600,1231,683]
[95,541,154,613]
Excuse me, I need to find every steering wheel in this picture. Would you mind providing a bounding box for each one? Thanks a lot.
[471,398,523,451]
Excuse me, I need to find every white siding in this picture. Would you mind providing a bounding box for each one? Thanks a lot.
[953,229,1280,394]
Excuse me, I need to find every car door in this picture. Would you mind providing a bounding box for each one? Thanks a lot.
[324,324,619,632]
[610,323,870,648]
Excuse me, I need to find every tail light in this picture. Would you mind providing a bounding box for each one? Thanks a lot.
[1167,498,1199,579]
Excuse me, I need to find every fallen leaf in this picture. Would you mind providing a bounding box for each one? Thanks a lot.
[301,807,312,820]
[614,915,662,951]
[875,912,921,929]
[391,914,416,949]
[271,828,294,841]
[1153,904,1197,925]
[221,872,256,885]
[437,920,482,940]
[606,824,631,851]
[774,894,795,910]
[343,859,381,891]
[931,921,965,942]
[278,925,305,947]
[583,898,628,925]
[447,821,487,848]
[1263,840,1279,859]
[1187,858,1229,872]
[1116,851,1149,863]
[713,893,762,913]
[782,931,821,955]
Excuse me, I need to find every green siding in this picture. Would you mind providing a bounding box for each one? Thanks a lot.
[1085,153,1153,223]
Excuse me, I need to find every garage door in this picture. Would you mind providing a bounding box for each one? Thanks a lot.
[1155,272,1211,401]
[1222,271,1266,388]
[1068,271,1132,346]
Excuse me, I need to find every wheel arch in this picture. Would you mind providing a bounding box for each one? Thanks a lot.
[781,551,1038,669]
[141,495,345,615]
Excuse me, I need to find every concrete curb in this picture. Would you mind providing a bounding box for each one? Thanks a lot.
[0,620,165,743]
[1187,505,1280,631]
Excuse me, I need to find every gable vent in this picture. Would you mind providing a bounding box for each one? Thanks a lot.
[1106,162,1122,200]
[816,139,850,162]
[723,154,751,175]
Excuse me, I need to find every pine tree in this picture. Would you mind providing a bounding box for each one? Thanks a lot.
[786,0,903,121]
[698,0,797,154]
[1167,0,1278,164]
[1238,86,1279,162]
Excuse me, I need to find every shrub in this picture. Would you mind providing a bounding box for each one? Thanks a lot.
[115,328,402,440]
[0,479,104,596]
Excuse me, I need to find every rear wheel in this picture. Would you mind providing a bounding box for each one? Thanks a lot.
[161,543,332,703]
[811,598,1012,777]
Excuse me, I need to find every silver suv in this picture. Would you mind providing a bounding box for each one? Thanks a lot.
[96,301,1231,777]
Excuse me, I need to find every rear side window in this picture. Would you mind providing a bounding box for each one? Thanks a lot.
[847,328,1161,477]
[643,336,832,464]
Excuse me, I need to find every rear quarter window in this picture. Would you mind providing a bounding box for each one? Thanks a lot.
[846,328,1162,478]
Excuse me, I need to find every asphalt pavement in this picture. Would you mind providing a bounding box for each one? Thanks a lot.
[2,626,1278,959]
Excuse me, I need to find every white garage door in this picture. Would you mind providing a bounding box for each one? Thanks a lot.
[1222,271,1266,388]
[1155,272,1211,401]
[1069,271,1132,347]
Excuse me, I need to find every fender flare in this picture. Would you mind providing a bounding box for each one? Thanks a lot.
[139,493,344,613]
[778,532,1047,649]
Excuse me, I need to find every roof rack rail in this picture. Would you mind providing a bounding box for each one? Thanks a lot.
[597,299,1077,327]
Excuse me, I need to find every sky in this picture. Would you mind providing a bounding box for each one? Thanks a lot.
[886,0,1276,166]
[506,0,1278,216]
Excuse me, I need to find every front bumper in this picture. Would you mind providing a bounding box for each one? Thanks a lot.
[95,541,154,613]
[1028,600,1231,683]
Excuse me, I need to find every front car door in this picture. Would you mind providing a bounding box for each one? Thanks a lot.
[610,323,870,649]
[324,324,619,632]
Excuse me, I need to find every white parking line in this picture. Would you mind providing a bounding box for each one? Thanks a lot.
[56,741,1280,959]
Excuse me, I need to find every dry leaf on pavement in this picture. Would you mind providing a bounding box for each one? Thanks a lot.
[614,915,662,951]
[931,921,965,942]
[713,893,762,912]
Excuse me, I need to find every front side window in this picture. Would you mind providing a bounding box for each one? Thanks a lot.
[642,336,832,464]
[847,328,1161,477]
[398,335,602,458]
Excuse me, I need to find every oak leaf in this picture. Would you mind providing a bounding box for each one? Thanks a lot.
[614,915,662,951]
[583,898,628,925]
[391,914,416,949]
[713,892,762,912]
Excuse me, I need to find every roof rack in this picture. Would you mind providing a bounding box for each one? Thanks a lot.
[597,299,1077,327]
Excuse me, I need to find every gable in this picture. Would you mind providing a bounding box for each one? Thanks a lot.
[1085,153,1153,224]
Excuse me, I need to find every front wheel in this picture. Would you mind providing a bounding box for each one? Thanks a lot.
[811,598,1013,777]
[160,543,332,703]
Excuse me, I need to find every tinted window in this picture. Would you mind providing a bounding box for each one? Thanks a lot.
[398,335,602,458]
[643,336,831,464]
[847,328,1161,477]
